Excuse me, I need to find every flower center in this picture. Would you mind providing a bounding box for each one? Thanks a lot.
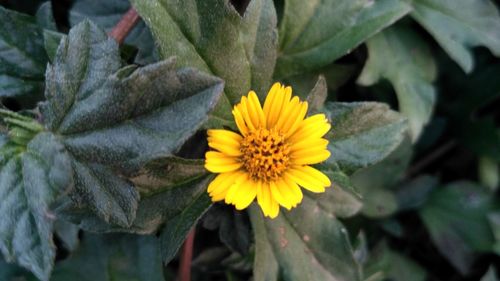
[240,128,291,182]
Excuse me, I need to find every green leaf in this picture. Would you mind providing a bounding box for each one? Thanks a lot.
[419,181,500,274]
[130,0,278,105]
[323,101,408,175]
[249,207,279,281]
[409,0,500,73]
[54,220,80,252]
[479,157,499,191]
[43,30,64,63]
[57,175,212,234]
[364,241,426,281]
[358,24,437,140]
[275,0,411,78]
[249,197,362,281]
[160,192,212,265]
[350,137,412,217]
[69,0,157,64]
[396,175,438,211]
[481,267,499,281]
[0,255,35,281]
[0,132,73,281]
[203,205,252,255]
[41,20,223,227]
[51,233,164,281]
[36,2,57,31]
[0,6,48,105]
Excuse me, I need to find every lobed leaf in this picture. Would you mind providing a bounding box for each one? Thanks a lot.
[0,7,48,105]
[0,132,73,281]
[358,25,437,140]
[249,198,362,281]
[323,101,408,175]
[419,182,500,274]
[51,233,164,281]
[275,0,411,78]
[409,0,500,73]
[40,20,223,227]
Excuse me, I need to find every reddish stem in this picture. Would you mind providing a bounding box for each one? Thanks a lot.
[179,228,196,281]
[108,8,140,44]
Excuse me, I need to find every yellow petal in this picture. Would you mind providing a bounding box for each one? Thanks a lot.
[285,168,326,193]
[233,178,257,210]
[288,114,329,142]
[208,172,241,200]
[268,198,280,218]
[292,149,331,165]
[237,101,256,131]
[248,91,266,128]
[224,173,248,204]
[269,180,292,210]
[207,141,242,157]
[284,101,308,138]
[232,107,249,136]
[205,151,240,165]
[290,138,328,153]
[257,181,271,217]
[263,82,281,118]
[275,96,300,131]
[205,162,243,173]
[294,166,331,187]
[281,176,304,208]
[207,129,243,142]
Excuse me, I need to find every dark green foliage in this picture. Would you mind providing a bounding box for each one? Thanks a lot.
[1,0,500,280]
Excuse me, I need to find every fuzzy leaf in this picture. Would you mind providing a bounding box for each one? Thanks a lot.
[160,192,212,265]
[130,0,278,127]
[358,25,437,140]
[419,182,500,274]
[249,198,362,281]
[324,102,408,175]
[57,175,212,234]
[40,20,223,227]
[0,132,73,281]
[51,234,164,281]
[409,0,500,73]
[0,7,48,105]
[275,0,411,78]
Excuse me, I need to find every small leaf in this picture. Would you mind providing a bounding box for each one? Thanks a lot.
[409,0,500,73]
[324,101,408,175]
[350,138,412,217]
[419,181,500,274]
[0,6,48,105]
[364,241,427,281]
[249,197,362,281]
[57,175,212,234]
[36,2,57,31]
[358,24,437,140]
[203,205,252,255]
[248,207,279,281]
[481,267,499,281]
[0,132,73,281]
[160,192,212,265]
[41,20,223,226]
[51,233,164,281]
[275,0,411,78]
[306,75,328,113]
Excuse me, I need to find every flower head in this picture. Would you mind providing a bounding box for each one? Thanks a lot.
[205,83,331,218]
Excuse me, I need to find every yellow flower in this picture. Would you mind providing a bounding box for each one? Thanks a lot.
[205,83,332,218]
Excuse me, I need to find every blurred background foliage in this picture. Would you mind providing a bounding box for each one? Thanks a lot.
[0,0,500,280]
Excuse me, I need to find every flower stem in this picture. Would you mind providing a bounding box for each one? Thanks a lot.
[179,228,196,281]
[108,8,140,44]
